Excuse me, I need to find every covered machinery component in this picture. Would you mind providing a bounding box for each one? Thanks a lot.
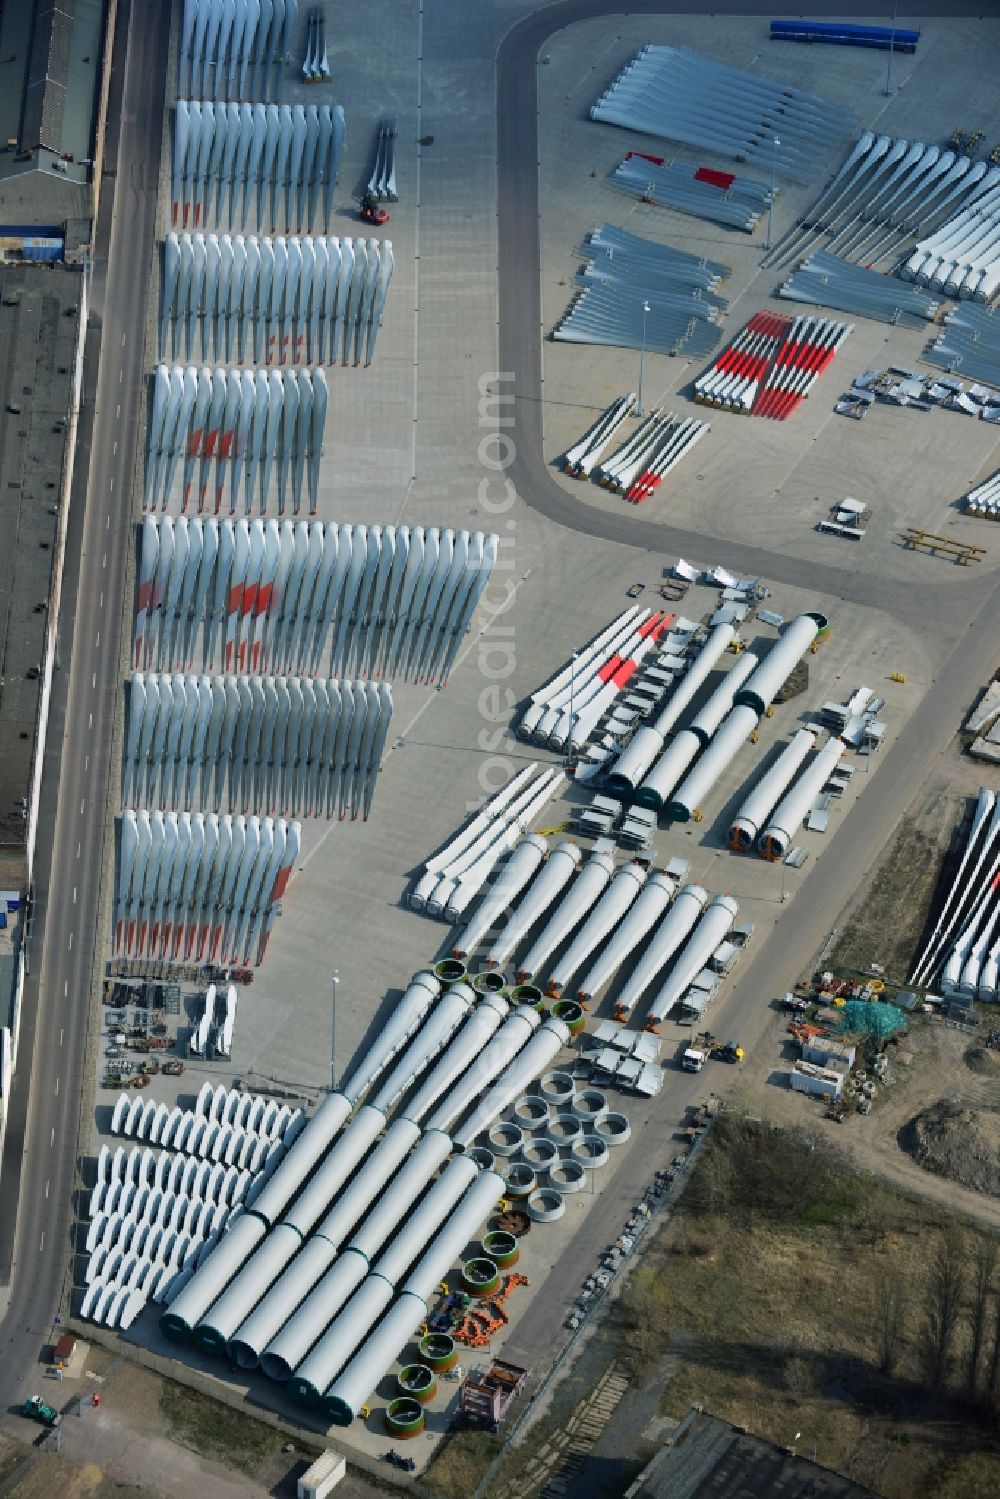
[339,971,440,1103]
[730,727,818,850]
[633,729,702,812]
[484,842,583,970]
[576,871,675,1002]
[160,1211,266,1338]
[288,1158,496,1406]
[605,622,736,798]
[451,835,547,959]
[646,893,740,1026]
[517,849,615,981]
[423,1004,542,1134]
[734,613,827,716]
[231,1123,450,1374]
[369,984,475,1114]
[450,1014,571,1149]
[759,736,845,860]
[611,883,708,1021]
[664,705,760,823]
[401,993,510,1124]
[547,861,647,995]
[319,1168,506,1424]
[238,1089,353,1228]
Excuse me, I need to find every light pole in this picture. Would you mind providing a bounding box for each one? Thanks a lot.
[765,136,780,253]
[636,300,651,416]
[884,0,899,96]
[331,969,339,1090]
[567,651,579,766]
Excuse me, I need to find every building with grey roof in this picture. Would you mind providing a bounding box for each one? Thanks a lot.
[625,1410,878,1499]
[0,0,112,237]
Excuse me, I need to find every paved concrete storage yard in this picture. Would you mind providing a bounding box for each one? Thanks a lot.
[66,0,1000,1480]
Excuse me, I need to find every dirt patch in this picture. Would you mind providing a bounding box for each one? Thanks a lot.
[964,1046,1000,1078]
[596,1115,1000,1499]
[825,789,972,983]
[900,1100,1000,1198]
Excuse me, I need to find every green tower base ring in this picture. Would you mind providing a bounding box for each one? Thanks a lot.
[419,1332,458,1371]
[397,1363,437,1404]
[386,1397,425,1438]
[481,1229,519,1268]
[462,1255,501,1297]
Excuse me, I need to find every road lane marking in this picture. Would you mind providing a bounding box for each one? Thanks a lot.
[89,713,93,728]
[122,333,126,346]
[50,1127,55,1147]
[59,1029,64,1045]
[92,673,96,687]
[45,1181,50,1199]
[39,1233,45,1253]
[80,799,85,814]
[68,933,73,950]
[63,982,67,997]
[109,479,114,492]
[55,1077,60,1096]
[116,404,120,419]
[120,369,123,383]
[102,554,107,568]
[95,632,100,647]
[77,843,80,859]
[99,593,103,607]
[85,756,89,770]
[113,440,117,455]
[106,515,110,529]
[73,887,77,904]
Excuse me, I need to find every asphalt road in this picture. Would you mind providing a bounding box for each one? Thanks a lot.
[495,0,1000,1387]
[0,0,170,1415]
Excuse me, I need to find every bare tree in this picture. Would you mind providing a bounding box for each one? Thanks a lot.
[920,1227,966,1391]
[988,1291,1000,1410]
[966,1238,997,1400]
[873,1274,907,1377]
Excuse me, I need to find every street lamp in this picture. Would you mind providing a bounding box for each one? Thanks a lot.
[884,0,899,96]
[567,652,580,766]
[765,137,780,253]
[331,969,339,1090]
[636,300,651,417]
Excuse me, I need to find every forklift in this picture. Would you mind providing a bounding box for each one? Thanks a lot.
[360,192,389,226]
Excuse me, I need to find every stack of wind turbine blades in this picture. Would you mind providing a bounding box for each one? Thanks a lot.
[516,607,648,739]
[114,810,302,966]
[554,224,729,358]
[594,410,668,489]
[123,673,392,821]
[367,120,398,201]
[590,45,856,182]
[301,6,330,82]
[516,610,672,756]
[160,232,394,368]
[694,312,794,412]
[623,417,710,503]
[926,303,1000,389]
[964,470,1000,520]
[752,315,853,419]
[145,365,328,515]
[179,0,288,102]
[610,154,773,232]
[771,129,1000,272]
[910,790,1000,1000]
[409,765,566,918]
[779,252,937,329]
[172,101,346,237]
[561,395,636,476]
[132,516,498,685]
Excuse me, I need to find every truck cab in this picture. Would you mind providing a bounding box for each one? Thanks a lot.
[681,1047,706,1072]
